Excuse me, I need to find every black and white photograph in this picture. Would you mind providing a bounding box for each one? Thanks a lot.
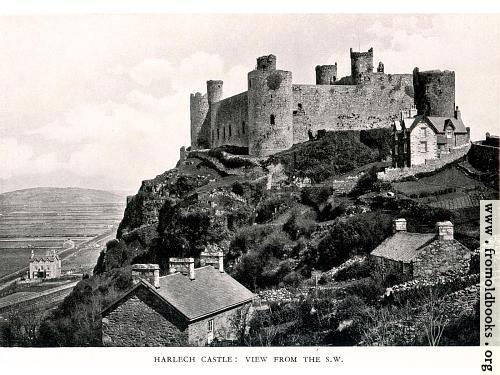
[0,2,499,373]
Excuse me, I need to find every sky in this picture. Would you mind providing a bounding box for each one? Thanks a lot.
[0,14,499,194]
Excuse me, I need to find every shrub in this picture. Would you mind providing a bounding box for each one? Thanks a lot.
[334,261,371,281]
[283,208,316,240]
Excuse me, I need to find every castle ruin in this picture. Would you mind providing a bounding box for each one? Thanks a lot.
[189,48,458,157]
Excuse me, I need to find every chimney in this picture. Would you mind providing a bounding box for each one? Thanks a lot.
[409,104,417,118]
[188,259,195,280]
[132,264,160,288]
[454,106,461,120]
[200,251,224,273]
[393,218,407,233]
[218,252,224,273]
[168,257,195,280]
[436,221,454,241]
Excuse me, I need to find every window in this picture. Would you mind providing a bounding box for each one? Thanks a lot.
[223,127,226,139]
[229,125,232,137]
[419,141,428,153]
[270,114,275,125]
[446,129,453,139]
[217,128,220,140]
[420,127,427,137]
[242,121,246,134]
[298,103,303,110]
[208,319,214,332]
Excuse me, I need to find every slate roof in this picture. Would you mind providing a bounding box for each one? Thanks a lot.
[154,266,254,320]
[426,116,467,133]
[30,255,59,263]
[406,115,467,135]
[370,232,436,262]
[104,266,255,321]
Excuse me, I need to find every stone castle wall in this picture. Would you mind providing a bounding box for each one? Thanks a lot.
[190,93,209,149]
[414,69,455,118]
[291,74,414,144]
[210,92,249,149]
[248,69,294,156]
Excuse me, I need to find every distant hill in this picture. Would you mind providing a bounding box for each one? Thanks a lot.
[0,187,125,205]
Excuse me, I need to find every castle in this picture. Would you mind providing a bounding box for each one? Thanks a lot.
[189,47,464,158]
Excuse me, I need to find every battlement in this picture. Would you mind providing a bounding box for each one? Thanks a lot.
[256,54,276,71]
[350,47,374,58]
[315,64,338,85]
[188,48,457,158]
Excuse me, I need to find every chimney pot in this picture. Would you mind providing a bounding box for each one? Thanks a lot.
[188,258,195,280]
[218,252,224,273]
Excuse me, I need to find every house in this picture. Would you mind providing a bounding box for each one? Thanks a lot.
[101,252,255,347]
[392,106,470,168]
[28,249,61,280]
[370,218,471,282]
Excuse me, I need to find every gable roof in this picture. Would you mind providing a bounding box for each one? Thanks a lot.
[103,266,255,322]
[156,266,255,320]
[407,115,467,135]
[30,255,59,263]
[426,117,467,134]
[370,232,436,262]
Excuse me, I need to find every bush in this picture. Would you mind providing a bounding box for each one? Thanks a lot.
[334,261,371,281]
[283,208,316,240]
[315,212,393,269]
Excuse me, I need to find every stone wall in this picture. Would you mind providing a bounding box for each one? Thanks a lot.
[102,286,189,346]
[190,92,209,149]
[413,240,470,279]
[210,92,249,149]
[378,143,470,182]
[187,304,249,346]
[291,74,414,144]
[468,142,499,172]
[248,69,294,156]
[409,120,438,166]
[413,69,455,117]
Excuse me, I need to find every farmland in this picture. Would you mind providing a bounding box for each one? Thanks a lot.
[392,165,498,210]
[0,188,126,280]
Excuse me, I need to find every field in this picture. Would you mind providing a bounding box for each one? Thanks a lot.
[392,166,498,210]
[0,188,126,280]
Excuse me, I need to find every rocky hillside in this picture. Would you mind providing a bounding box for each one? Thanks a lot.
[30,129,491,346]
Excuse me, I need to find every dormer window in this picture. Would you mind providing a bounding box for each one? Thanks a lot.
[446,129,453,139]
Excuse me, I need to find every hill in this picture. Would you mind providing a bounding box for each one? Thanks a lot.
[28,131,491,347]
[0,187,125,206]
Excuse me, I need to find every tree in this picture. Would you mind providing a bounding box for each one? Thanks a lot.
[419,290,449,346]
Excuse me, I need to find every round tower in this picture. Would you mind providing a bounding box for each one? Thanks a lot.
[413,68,455,117]
[315,64,337,85]
[207,80,223,104]
[248,55,293,156]
[350,47,374,84]
[190,92,209,149]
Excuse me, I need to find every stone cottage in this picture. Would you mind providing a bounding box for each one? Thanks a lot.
[370,219,470,282]
[392,106,469,167]
[101,253,255,347]
[28,249,61,280]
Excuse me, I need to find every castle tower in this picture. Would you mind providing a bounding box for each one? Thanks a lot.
[413,68,455,117]
[315,64,337,85]
[189,92,209,149]
[207,80,223,104]
[248,55,293,156]
[350,47,374,84]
